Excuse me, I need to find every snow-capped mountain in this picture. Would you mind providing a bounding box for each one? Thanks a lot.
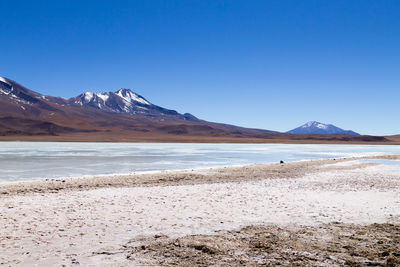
[0,76,279,138]
[72,89,150,111]
[68,88,196,120]
[287,121,359,135]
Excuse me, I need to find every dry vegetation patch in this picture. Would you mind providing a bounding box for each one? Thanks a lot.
[126,223,400,266]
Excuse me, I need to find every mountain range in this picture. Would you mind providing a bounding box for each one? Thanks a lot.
[0,76,277,139]
[0,76,393,143]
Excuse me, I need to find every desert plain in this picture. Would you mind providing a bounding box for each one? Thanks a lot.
[1,155,400,266]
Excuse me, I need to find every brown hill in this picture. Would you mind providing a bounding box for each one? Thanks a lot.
[386,135,400,143]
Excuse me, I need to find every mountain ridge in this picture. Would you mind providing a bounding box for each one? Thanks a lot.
[0,76,278,138]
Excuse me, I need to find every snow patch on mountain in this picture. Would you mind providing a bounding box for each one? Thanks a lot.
[83,92,94,102]
[96,93,109,102]
[0,77,11,86]
[116,89,150,105]
[0,77,16,97]
[316,123,328,130]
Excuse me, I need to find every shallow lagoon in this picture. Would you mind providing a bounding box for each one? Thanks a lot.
[1,142,399,182]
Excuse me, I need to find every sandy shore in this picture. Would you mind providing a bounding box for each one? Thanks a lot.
[1,155,399,266]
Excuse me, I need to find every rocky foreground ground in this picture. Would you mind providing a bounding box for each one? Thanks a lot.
[128,223,400,266]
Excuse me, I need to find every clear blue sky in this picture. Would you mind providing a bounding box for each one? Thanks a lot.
[1,0,399,135]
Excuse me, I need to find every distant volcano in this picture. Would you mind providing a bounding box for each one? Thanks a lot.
[287,121,359,135]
